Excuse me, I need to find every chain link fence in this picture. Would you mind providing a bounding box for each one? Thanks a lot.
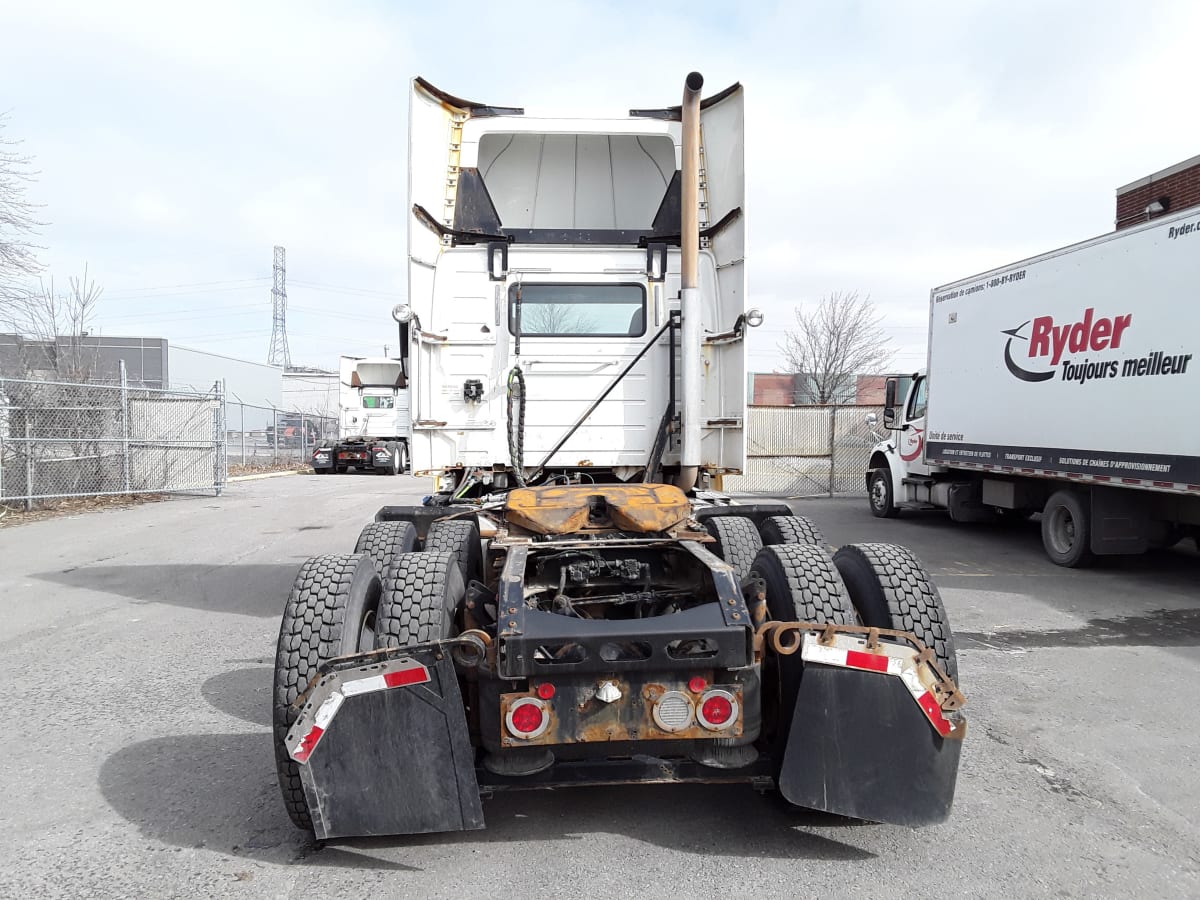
[225,398,336,468]
[722,404,884,497]
[1,373,226,506]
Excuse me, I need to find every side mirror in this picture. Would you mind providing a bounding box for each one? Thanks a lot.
[882,378,898,429]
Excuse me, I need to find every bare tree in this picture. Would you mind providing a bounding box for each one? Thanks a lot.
[4,268,104,380]
[780,291,894,404]
[520,302,597,335]
[0,113,42,306]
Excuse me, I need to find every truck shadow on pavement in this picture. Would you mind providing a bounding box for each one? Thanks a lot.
[36,564,300,617]
[100,729,875,871]
[201,666,273,727]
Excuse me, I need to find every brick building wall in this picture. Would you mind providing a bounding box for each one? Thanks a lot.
[752,373,804,405]
[751,372,895,405]
[1115,153,1200,230]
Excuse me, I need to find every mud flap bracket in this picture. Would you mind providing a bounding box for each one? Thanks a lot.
[286,649,484,839]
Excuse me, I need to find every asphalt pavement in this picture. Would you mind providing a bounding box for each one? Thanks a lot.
[1,474,1198,898]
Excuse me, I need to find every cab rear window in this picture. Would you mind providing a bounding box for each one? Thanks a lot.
[507,284,646,338]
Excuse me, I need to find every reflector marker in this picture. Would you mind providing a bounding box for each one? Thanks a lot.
[801,634,961,738]
[287,659,431,764]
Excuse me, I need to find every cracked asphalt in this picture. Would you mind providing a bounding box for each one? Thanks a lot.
[1,475,1198,898]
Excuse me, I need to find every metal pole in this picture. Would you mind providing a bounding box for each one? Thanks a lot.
[220,379,228,486]
[828,405,837,498]
[240,402,246,465]
[24,419,33,511]
[120,360,131,493]
[677,71,704,493]
[301,413,308,458]
[273,407,278,464]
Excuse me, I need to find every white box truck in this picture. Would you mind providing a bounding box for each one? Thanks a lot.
[866,207,1200,566]
[310,355,411,474]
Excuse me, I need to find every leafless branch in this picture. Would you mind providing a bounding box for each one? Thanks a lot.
[0,112,44,305]
[778,291,895,404]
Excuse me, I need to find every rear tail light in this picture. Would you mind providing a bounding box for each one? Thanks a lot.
[697,690,737,731]
[505,698,550,739]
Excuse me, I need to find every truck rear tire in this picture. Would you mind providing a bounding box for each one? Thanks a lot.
[1041,489,1095,568]
[703,515,763,581]
[354,520,418,576]
[424,518,482,583]
[832,543,958,683]
[750,543,856,760]
[272,554,382,831]
[868,468,898,518]
[759,514,825,547]
[374,550,464,647]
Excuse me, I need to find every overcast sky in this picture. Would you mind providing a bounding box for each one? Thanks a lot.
[3,0,1199,376]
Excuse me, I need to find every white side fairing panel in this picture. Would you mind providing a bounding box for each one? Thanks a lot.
[699,85,746,473]
[407,78,746,477]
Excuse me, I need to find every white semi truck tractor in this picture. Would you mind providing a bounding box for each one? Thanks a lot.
[272,73,967,840]
[310,355,412,475]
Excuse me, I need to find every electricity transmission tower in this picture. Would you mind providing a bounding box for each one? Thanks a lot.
[268,245,291,368]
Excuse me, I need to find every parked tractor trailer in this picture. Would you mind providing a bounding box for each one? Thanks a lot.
[867,207,1200,565]
[272,73,966,840]
[310,355,411,475]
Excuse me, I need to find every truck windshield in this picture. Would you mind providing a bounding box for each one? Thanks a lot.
[508,284,646,338]
[362,396,395,409]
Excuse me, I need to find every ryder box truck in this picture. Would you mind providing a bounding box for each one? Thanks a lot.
[867,207,1200,566]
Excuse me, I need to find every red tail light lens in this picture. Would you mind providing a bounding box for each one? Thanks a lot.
[506,698,550,739]
[697,690,737,731]
[536,682,556,700]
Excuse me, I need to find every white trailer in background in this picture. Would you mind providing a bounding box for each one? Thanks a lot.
[310,355,411,474]
[867,207,1200,565]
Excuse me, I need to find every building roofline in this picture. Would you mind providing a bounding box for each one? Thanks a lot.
[1116,152,1200,195]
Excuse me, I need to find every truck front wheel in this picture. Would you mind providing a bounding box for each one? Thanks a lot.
[868,469,898,518]
[1041,489,1095,568]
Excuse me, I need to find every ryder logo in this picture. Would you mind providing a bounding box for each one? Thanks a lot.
[1002,308,1132,383]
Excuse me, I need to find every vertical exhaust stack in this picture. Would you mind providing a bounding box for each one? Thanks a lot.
[676,71,704,493]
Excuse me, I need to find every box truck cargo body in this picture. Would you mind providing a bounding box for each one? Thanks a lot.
[867,207,1200,566]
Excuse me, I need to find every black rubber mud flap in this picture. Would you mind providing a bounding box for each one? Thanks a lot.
[296,650,484,839]
[778,666,962,826]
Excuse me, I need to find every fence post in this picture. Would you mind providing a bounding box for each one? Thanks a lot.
[120,360,131,493]
[0,375,5,504]
[239,402,246,465]
[24,419,33,511]
[828,405,837,498]
[301,413,308,459]
[272,408,278,464]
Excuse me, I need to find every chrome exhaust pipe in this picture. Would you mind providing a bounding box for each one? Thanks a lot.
[676,71,703,493]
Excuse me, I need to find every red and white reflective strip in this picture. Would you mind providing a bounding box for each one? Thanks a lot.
[801,633,959,738]
[288,659,430,764]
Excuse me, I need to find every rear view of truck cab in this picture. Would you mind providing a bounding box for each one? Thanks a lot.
[405,75,747,490]
[272,74,965,842]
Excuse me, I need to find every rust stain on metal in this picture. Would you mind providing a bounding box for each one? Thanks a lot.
[503,484,691,535]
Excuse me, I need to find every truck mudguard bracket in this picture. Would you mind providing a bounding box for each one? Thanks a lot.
[286,650,483,839]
